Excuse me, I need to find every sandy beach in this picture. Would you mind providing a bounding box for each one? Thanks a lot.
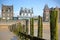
[0,22,60,40]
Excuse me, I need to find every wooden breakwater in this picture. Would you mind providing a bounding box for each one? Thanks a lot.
[9,16,45,40]
[8,9,59,40]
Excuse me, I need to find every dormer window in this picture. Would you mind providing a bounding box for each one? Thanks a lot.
[8,8,11,12]
[3,17,5,19]
[2,10,5,12]
[6,8,11,12]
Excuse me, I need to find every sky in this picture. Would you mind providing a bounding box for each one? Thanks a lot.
[0,0,60,17]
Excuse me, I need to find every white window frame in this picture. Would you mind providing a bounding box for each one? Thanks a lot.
[7,17,10,20]
[3,17,5,19]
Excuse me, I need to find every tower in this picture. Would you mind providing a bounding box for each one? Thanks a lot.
[43,4,50,22]
[2,5,13,20]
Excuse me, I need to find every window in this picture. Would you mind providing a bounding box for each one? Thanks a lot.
[28,14,30,16]
[6,9,11,12]
[7,17,10,20]
[8,9,10,12]
[32,14,33,16]
[3,14,5,16]
[21,13,23,16]
[6,9,8,12]
[25,13,26,16]
[2,10,5,12]
[8,8,11,12]
[8,14,9,16]
[30,14,33,16]
[3,17,5,19]
[27,13,28,16]
[30,10,32,13]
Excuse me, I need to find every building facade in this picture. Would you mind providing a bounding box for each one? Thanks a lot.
[43,4,50,22]
[2,5,13,20]
[20,7,33,17]
[18,7,33,19]
[43,4,60,22]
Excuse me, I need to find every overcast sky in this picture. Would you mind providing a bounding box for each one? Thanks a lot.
[0,0,60,17]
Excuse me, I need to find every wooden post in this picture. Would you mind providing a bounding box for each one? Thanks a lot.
[30,18,34,36]
[25,19,29,40]
[21,24,26,40]
[50,9,58,40]
[38,16,43,38]
[17,23,22,40]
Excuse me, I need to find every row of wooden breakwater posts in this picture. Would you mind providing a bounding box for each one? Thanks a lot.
[8,9,58,40]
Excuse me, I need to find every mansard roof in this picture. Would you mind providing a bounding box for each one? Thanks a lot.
[20,7,33,15]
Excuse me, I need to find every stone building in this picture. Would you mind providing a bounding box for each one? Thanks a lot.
[18,7,33,19]
[43,4,50,22]
[43,4,60,22]
[2,5,13,20]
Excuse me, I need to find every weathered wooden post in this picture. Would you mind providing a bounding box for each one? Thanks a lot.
[8,25,13,32]
[15,23,22,40]
[50,9,58,40]
[17,23,22,35]
[38,16,43,38]
[21,24,26,40]
[26,20,28,34]
[30,18,34,36]
[25,19,29,40]
[12,24,17,33]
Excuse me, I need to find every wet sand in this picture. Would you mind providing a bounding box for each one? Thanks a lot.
[0,25,16,40]
[0,22,60,40]
[34,22,60,40]
[0,21,19,40]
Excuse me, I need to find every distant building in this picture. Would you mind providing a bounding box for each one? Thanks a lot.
[43,4,60,22]
[18,7,33,19]
[2,4,13,20]
[43,4,50,22]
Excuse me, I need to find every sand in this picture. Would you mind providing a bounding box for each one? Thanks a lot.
[0,22,60,40]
